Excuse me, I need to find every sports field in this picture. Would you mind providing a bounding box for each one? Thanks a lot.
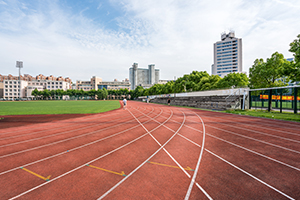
[0,100,299,199]
[0,100,120,115]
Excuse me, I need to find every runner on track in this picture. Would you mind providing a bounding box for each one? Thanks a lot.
[167,98,170,106]
[123,98,127,109]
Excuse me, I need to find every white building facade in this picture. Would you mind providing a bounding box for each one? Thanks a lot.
[1,74,72,100]
[212,31,243,77]
[129,63,160,90]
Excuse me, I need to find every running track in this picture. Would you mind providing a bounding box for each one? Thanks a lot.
[0,101,299,199]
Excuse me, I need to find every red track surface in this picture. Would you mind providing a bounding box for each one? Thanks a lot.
[0,101,299,199]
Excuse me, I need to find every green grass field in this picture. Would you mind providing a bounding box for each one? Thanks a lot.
[223,109,300,122]
[0,100,121,115]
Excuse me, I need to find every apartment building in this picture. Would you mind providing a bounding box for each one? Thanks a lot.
[0,74,72,100]
[212,31,243,77]
[76,77,130,91]
[129,63,160,90]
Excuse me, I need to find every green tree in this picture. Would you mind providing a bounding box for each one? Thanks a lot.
[216,73,249,89]
[286,34,300,82]
[249,52,288,89]
[31,89,39,99]
[42,89,50,100]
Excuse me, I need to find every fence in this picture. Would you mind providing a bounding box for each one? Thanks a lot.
[249,86,300,114]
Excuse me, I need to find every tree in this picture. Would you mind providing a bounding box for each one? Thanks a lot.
[216,73,249,89]
[42,89,50,100]
[286,34,300,82]
[31,89,39,99]
[249,52,289,110]
[249,52,289,89]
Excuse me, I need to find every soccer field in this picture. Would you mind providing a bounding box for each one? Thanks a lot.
[0,100,121,115]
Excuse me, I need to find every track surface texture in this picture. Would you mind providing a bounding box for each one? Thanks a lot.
[0,101,299,200]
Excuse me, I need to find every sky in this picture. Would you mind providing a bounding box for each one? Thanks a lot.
[1,0,300,82]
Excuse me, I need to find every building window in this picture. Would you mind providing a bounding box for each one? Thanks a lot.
[60,86,62,88]
[52,86,54,88]
[5,89,8,92]
[5,85,8,88]
[5,81,8,84]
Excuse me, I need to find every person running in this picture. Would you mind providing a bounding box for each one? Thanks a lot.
[167,98,170,106]
[123,98,127,109]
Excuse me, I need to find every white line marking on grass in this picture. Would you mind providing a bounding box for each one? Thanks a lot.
[8,107,172,199]
[97,107,184,200]
[179,135,296,200]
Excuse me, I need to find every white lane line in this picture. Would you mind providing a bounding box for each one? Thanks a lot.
[206,149,295,200]
[0,108,151,148]
[97,107,185,200]
[0,108,155,159]
[130,108,191,178]
[199,112,300,132]
[195,183,213,200]
[159,114,300,154]
[182,125,300,172]
[8,106,171,200]
[185,111,206,200]
[0,109,159,173]
[0,107,153,158]
[0,110,122,136]
[179,136,296,200]
[132,107,212,200]
[207,125,300,154]
[0,110,140,141]
[195,118,300,140]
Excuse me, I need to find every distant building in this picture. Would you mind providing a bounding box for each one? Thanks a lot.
[212,31,243,77]
[76,76,130,91]
[129,63,160,90]
[0,74,72,100]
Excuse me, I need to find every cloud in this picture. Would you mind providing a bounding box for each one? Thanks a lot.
[0,0,300,82]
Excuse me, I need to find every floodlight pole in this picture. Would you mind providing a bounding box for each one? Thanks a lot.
[16,61,23,99]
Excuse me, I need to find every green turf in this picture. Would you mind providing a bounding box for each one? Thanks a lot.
[0,100,121,115]
[223,109,300,122]
[150,102,300,122]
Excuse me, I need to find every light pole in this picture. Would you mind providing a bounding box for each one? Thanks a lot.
[16,61,23,99]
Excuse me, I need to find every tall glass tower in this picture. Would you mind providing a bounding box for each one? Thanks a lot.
[212,31,242,77]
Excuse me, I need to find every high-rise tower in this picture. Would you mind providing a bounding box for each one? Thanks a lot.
[212,31,242,77]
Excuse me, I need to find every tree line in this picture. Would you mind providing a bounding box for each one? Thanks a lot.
[31,88,108,100]
[31,34,300,100]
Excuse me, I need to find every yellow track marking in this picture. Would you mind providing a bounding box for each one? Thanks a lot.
[21,167,51,181]
[147,161,194,171]
[86,164,126,176]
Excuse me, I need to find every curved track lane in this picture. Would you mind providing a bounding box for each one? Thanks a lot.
[0,101,299,199]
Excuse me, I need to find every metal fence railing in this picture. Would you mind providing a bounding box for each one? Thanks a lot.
[249,86,300,114]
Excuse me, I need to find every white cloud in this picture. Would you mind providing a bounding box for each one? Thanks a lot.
[0,0,300,82]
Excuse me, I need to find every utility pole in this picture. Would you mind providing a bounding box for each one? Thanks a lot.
[16,61,23,99]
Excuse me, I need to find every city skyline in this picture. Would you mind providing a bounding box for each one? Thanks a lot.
[0,0,300,81]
